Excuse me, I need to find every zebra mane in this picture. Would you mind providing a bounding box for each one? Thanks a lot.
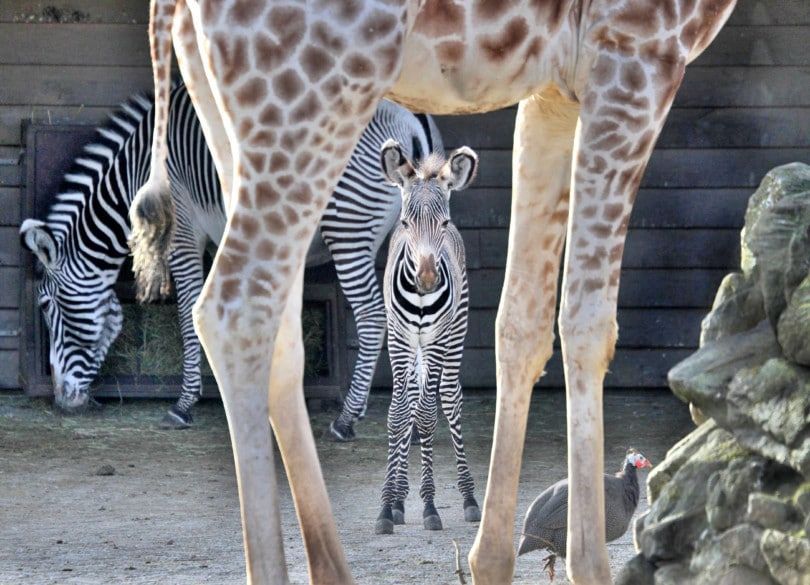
[415,152,447,180]
[42,91,156,241]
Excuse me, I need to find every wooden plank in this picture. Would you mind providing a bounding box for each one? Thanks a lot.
[469,148,810,190]
[677,67,810,108]
[632,189,750,229]
[0,65,152,107]
[0,1,148,24]
[0,24,149,66]
[660,107,810,149]
[0,350,20,388]
[0,227,22,267]
[727,0,810,26]
[0,188,21,225]
[0,106,112,147]
[0,161,21,187]
[0,267,21,309]
[693,26,810,66]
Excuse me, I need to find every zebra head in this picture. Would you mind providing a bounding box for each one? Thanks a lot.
[20,219,124,410]
[380,140,478,294]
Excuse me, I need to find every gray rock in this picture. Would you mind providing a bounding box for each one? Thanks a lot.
[615,554,656,585]
[760,529,810,585]
[747,493,801,531]
[700,272,766,345]
[706,457,768,532]
[778,272,810,366]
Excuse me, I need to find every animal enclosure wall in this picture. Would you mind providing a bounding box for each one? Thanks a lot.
[2,0,809,396]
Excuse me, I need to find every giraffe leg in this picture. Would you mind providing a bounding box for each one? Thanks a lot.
[561,49,686,585]
[268,265,355,585]
[469,89,578,585]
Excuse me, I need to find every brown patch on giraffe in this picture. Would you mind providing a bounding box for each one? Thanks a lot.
[594,27,636,56]
[253,130,277,147]
[263,212,287,235]
[588,223,612,239]
[228,0,264,27]
[218,250,248,277]
[609,267,621,288]
[256,238,276,260]
[235,77,268,107]
[361,10,399,43]
[609,244,623,264]
[322,75,346,101]
[289,184,314,206]
[202,0,225,24]
[581,205,598,219]
[254,34,287,73]
[283,205,300,225]
[529,0,569,31]
[269,152,290,172]
[214,35,249,86]
[280,128,309,151]
[578,251,604,271]
[255,183,280,207]
[620,61,646,92]
[613,2,658,34]
[277,175,293,190]
[583,278,605,293]
[291,91,322,124]
[244,150,267,173]
[273,69,305,102]
[248,275,273,298]
[344,54,376,77]
[219,278,241,305]
[479,17,529,61]
[312,21,346,54]
[301,46,335,82]
[602,203,624,222]
[591,54,617,88]
[415,0,465,37]
[233,214,260,240]
[436,40,464,65]
[258,103,283,126]
[295,152,314,175]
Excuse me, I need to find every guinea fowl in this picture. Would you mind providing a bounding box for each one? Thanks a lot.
[518,448,652,581]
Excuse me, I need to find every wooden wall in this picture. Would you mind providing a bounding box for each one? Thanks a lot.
[2,1,809,394]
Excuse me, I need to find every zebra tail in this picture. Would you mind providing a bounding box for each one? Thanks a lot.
[129,176,175,303]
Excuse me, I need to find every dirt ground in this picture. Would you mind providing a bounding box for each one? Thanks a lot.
[0,388,694,585]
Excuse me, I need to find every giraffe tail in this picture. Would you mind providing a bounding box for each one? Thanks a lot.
[128,174,176,303]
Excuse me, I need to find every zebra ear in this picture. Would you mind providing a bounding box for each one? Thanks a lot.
[380,139,416,188]
[440,146,478,193]
[20,219,59,270]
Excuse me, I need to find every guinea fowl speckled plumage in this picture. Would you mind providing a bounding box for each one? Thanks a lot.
[518,448,652,581]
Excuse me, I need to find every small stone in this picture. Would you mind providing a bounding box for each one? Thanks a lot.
[94,465,116,476]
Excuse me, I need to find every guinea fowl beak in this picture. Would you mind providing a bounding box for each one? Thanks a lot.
[637,458,652,468]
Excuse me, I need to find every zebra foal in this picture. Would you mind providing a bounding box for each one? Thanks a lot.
[375,140,481,535]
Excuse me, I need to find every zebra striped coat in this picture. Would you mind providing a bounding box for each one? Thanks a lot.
[20,83,441,434]
[374,140,481,535]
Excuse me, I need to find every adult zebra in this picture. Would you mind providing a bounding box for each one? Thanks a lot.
[374,140,480,535]
[19,83,442,435]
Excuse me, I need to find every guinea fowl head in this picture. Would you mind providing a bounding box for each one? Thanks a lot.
[625,448,652,470]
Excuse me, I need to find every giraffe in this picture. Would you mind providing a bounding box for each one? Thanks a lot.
[130,1,737,583]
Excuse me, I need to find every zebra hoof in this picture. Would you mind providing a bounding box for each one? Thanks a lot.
[375,506,394,535]
[159,408,192,430]
[463,496,481,522]
[392,501,405,525]
[324,420,355,442]
[423,515,443,531]
[423,503,443,531]
[464,504,481,522]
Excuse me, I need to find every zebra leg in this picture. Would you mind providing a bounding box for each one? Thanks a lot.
[161,234,207,429]
[415,383,442,531]
[324,221,388,442]
[441,380,480,522]
[375,377,412,535]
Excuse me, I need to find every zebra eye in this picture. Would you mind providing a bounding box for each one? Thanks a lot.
[400,219,409,228]
[441,219,450,228]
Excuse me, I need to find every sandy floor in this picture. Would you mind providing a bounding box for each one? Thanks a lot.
[0,388,693,584]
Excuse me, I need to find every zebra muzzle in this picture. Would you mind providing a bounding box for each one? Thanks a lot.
[416,254,438,293]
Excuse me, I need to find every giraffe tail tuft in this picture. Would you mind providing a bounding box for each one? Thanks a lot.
[128,176,175,303]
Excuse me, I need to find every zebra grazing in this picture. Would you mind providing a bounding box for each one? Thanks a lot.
[374,140,481,535]
[19,83,442,435]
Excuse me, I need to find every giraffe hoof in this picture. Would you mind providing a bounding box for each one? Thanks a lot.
[392,501,405,525]
[159,408,192,430]
[325,420,355,442]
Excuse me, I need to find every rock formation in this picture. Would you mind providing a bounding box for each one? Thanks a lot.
[617,163,810,585]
